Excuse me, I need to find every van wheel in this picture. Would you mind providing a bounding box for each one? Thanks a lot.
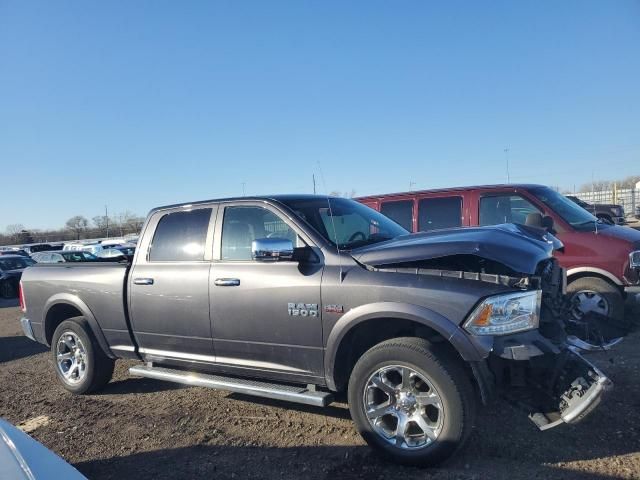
[567,277,625,326]
[348,337,475,466]
[51,318,115,394]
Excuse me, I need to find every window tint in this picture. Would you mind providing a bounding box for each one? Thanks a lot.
[418,197,462,231]
[221,206,299,261]
[380,200,413,231]
[149,208,212,261]
[479,195,540,226]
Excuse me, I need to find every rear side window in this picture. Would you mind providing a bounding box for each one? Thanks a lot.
[418,197,462,231]
[380,200,413,231]
[479,195,540,226]
[149,208,212,261]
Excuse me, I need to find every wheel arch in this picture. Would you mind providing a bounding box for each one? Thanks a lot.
[566,267,623,289]
[324,302,485,393]
[43,293,116,359]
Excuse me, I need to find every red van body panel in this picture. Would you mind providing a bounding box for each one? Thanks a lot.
[357,184,640,291]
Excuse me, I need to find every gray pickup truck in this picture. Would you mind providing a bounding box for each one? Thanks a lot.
[19,195,612,465]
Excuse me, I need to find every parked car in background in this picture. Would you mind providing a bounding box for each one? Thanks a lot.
[22,243,60,255]
[96,245,135,261]
[0,248,29,257]
[0,418,86,479]
[566,195,626,225]
[62,243,105,256]
[0,254,35,298]
[357,184,640,326]
[31,250,101,264]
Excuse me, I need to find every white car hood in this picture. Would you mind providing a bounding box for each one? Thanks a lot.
[0,418,86,480]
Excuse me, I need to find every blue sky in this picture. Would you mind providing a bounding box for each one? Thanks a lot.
[1,1,639,230]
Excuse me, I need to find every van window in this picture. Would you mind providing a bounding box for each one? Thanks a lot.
[149,208,212,261]
[380,200,413,231]
[479,195,540,226]
[418,197,462,231]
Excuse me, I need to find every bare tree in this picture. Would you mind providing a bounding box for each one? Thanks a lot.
[5,224,25,244]
[65,216,89,240]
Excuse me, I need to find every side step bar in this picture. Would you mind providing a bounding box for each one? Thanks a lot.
[129,364,334,407]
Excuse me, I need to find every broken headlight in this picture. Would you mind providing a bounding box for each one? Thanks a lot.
[463,290,541,336]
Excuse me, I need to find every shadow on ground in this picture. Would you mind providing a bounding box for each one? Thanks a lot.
[0,335,47,363]
[75,443,631,480]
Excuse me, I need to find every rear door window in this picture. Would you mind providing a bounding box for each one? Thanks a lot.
[418,197,462,231]
[149,208,212,261]
[380,200,413,231]
[479,195,541,226]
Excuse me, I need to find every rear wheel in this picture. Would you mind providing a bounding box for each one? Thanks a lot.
[348,337,475,466]
[51,318,115,394]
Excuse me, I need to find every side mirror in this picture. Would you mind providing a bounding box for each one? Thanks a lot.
[252,238,294,262]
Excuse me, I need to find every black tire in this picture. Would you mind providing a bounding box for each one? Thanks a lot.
[348,337,476,466]
[51,318,114,394]
[567,276,625,326]
[0,280,16,299]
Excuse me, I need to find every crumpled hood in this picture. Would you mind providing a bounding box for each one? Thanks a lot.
[352,224,561,274]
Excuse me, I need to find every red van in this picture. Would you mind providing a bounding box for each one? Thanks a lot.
[357,184,640,323]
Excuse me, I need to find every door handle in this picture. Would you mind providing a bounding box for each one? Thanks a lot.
[214,278,240,287]
[134,278,154,285]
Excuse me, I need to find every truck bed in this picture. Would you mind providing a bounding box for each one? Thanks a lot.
[20,262,135,357]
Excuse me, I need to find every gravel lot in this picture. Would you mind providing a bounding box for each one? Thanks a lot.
[1,298,639,480]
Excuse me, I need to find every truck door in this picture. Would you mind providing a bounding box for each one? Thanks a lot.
[210,202,324,380]
[129,205,216,362]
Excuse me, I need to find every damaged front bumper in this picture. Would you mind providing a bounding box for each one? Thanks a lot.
[527,347,612,430]
[477,331,613,431]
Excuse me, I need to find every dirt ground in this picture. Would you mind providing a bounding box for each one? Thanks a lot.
[1,299,639,480]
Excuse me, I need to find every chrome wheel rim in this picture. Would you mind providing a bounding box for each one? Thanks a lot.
[363,365,444,449]
[56,331,88,384]
[570,290,609,319]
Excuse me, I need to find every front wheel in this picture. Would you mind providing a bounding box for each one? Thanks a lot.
[348,337,476,466]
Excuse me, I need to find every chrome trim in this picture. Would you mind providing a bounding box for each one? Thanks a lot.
[129,365,332,407]
[566,267,623,286]
[20,317,35,342]
[137,348,307,374]
[138,348,217,363]
[251,238,294,261]
[630,250,640,269]
[566,335,623,352]
[110,345,136,352]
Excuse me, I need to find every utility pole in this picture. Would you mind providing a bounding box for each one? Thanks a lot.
[241,182,246,197]
[105,205,109,238]
[409,181,416,191]
[504,148,510,183]
[312,174,317,194]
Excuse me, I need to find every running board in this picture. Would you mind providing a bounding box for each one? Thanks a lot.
[129,365,333,407]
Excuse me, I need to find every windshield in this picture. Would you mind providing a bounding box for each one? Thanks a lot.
[280,197,409,250]
[531,187,606,231]
[0,257,35,270]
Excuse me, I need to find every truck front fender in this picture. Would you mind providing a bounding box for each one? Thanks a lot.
[323,301,486,391]
[43,293,116,359]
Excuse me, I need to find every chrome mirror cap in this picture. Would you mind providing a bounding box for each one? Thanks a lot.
[251,238,294,261]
